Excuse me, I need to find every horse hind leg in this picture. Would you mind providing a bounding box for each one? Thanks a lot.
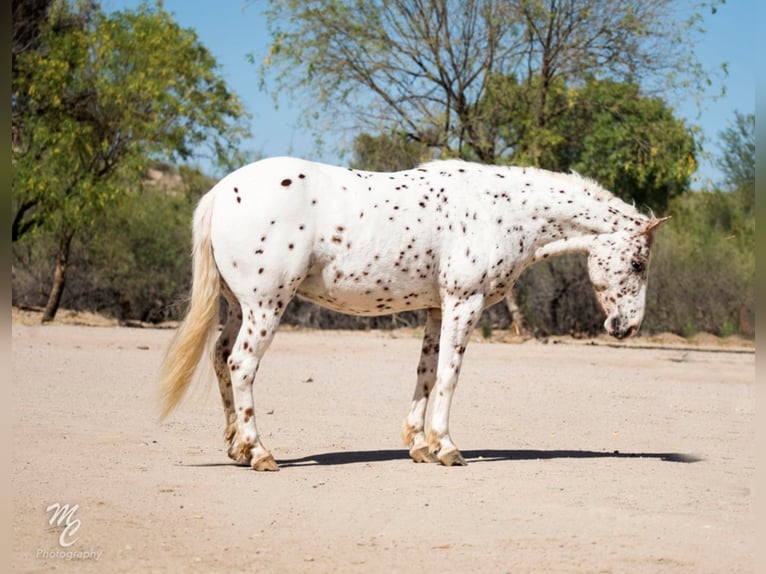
[402,308,441,463]
[226,303,284,471]
[214,289,243,462]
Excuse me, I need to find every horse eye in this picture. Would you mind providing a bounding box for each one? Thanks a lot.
[631,260,644,273]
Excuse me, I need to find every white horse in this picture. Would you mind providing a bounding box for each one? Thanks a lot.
[159,157,669,471]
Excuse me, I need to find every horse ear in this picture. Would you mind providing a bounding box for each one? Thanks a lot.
[644,216,672,235]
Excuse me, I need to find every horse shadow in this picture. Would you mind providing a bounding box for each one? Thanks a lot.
[275,448,702,468]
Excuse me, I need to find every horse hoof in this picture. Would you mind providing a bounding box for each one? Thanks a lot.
[438,448,467,467]
[252,453,280,472]
[409,444,437,463]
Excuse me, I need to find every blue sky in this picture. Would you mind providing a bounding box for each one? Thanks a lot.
[105,0,755,188]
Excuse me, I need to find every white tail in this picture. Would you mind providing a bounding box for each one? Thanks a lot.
[158,191,220,419]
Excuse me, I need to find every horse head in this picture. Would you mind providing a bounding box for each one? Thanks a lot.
[587,216,671,339]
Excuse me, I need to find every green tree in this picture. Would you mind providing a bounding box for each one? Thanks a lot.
[356,77,696,213]
[558,79,696,214]
[717,111,755,214]
[350,132,432,172]
[12,0,59,72]
[641,110,754,337]
[254,0,726,337]
[645,190,754,337]
[12,0,248,322]
[84,174,203,322]
[256,0,718,164]
[346,76,696,335]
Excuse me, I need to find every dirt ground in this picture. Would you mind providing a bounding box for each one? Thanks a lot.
[11,309,755,573]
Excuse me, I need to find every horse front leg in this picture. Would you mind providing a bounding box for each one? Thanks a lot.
[402,308,441,463]
[427,293,485,466]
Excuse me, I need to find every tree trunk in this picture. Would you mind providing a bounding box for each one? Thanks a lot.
[42,227,74,323]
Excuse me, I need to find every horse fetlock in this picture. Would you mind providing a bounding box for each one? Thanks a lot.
[223,420,237,443]
[426,429,442,453]
[409,443,437,463]
[227,438,253,465]
[401,420,424,447]
[404,421,436,462]
[426,430,465,465]
[227,428,257,465]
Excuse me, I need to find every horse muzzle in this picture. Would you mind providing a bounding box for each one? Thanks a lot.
[605,315,638,340]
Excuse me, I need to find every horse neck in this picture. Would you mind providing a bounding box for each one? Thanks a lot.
[531,234,596,263]
[521,175,645,263]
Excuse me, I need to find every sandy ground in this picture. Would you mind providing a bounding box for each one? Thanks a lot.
[11,312,755,573]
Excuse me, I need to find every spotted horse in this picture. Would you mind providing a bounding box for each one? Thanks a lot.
[159,156,669,471]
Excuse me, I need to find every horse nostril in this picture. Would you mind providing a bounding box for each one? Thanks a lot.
[608,316,636,339]
[608,317,638,339]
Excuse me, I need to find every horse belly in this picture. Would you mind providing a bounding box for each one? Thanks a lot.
[296,261,440,316]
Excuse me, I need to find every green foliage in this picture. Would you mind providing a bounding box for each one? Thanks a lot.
[514,106,753,338]
[561,79,696,214]
[12,0,248,243]
[355,77,697,215]
[642,188,754,337]
[264,0,706,217]
[350,132,433,171]
[716,111,755,220]
[717,112,755,191]
[9,0,750,339]
[468,75,697,215]
[12,0,248,320]
[512,182,754,339]
[12,168,208,322]
[84,183,196,321]
[482,76,697,213]
[257,0,716,163]
[249,0,746,339]
[465,72,532,163]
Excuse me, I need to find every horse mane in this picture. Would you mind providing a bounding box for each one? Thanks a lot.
[543,169,647,219]
[419,159,646,219]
